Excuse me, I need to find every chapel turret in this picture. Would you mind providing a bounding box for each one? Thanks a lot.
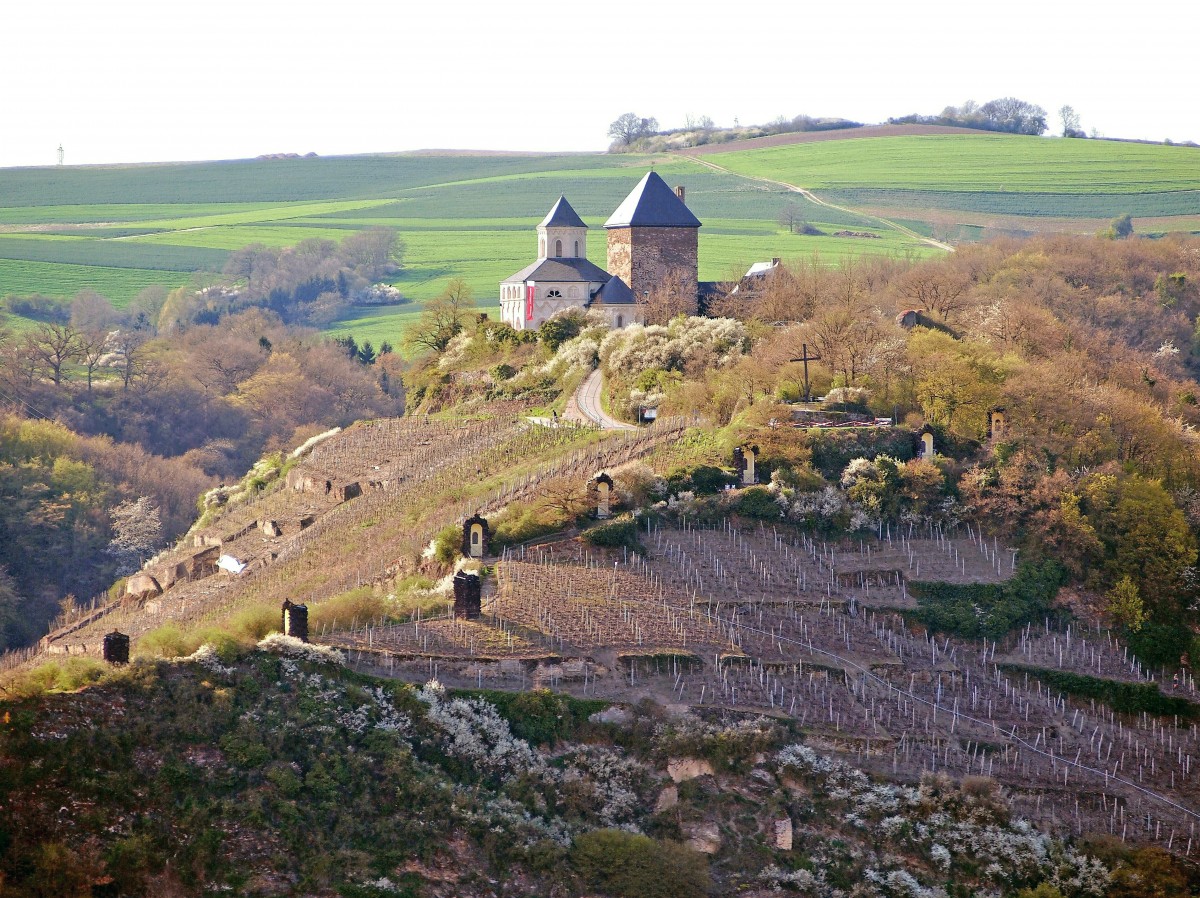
[537,196,588,260]
[604,171,701,312]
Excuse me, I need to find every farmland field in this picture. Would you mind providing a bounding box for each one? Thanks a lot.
[704,133,1200,235]
[708,134,1200,195]
[0,152,932,350]
[2,134,1197,349]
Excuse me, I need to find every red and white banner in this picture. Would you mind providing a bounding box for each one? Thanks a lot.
[526,284,535,321]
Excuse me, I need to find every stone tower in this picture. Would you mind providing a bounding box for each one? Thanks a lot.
[605,171,701,311]
[537,196,588,260]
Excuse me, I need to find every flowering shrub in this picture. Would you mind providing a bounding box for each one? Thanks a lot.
[774,743,1110,897]
[290,426,341,459]
[600,316,747,379]
[417,680,546,781]
[257,633,346,666]
[558,746,652,828]
[654,714,779,770]
[184,644,235,676]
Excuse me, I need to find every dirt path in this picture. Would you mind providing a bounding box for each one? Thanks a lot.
[571,369,636,430]
[682,155,954,253]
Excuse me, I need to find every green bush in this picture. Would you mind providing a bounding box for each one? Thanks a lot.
[582,518,643,553]
[1001,665,1197,720]
[458,687,607,746]
[490,504,566,550]
[808,428,916,478]
[137,623,201,659]
[666,464,734,496]
[736,485,780,520]
[489,363,516,382]
[432,523,461,563]
[571,829,710,898]
[310,587,390,631]
[13,656,108,696]
[1126,620,1194,669]
[227,603,281,641]
[911,560,1066,639]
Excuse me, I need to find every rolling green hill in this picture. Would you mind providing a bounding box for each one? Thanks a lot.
[0,154,910,308]
[2,132,1198,350]
[702,132,1200,239]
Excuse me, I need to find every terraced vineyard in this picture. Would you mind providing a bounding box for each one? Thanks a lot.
[325,519,1200,858]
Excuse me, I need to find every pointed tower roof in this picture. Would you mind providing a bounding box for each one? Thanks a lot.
[604,171,702,229]
[539,196,587,229]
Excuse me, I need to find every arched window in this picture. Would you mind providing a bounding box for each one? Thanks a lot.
[547,289,562,299]
[616,314,624,328]
[555,239,562,256]
[539,238,546,257]
[574,240,580,256]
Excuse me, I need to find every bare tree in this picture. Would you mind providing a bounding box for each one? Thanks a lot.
[404,278,476,353]
[109,328,150,392]
[607,113,659,146]
[895,261,973,323]
[24,322,82,386]
[1059,105,1083,138]
[107,497,164,575]
[70,289,118,333]
[539,477,591,520]
[77,329,111,393]
[639,270,694,325]
[341,227,405,280]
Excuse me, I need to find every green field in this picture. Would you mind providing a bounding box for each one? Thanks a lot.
[709,134,1200,223]
[2,134,1196,349]
[0,152,934,348]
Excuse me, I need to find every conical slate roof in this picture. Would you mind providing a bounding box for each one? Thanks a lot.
[539,196,587,229]
[591,275,637,305]
[604,171,702,229]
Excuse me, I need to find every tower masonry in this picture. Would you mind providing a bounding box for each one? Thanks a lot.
[605,171,701,311]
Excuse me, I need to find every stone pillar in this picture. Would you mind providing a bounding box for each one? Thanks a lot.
[453,571,482,620]
[103,631,130,664]
[282,599,309,642]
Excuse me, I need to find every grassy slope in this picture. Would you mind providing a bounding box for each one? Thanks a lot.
[0,154,920,318]
[708,133,1200,232]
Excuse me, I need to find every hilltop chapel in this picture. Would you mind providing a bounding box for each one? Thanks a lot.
[499,171,702,330]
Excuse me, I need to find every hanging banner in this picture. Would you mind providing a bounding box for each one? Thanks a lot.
[526,284,535,321]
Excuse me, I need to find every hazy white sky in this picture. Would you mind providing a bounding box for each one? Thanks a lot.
[1,0,1193,168]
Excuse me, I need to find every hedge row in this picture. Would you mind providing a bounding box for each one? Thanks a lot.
[1000,664,1199,720]
[909,560,1067,639]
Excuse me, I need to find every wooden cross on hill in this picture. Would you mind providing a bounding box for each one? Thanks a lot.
[789,343,821,402]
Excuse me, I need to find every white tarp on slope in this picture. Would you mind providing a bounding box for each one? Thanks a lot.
[217,554,247,574]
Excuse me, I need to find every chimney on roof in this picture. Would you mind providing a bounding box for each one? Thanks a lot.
[675,185,686,204]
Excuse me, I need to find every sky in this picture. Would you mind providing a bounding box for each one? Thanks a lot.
[1,0,1194,168]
